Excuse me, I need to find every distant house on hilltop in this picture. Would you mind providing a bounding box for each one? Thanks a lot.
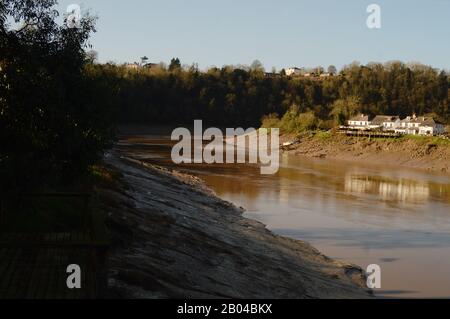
[124,61,160,71]
[284,67,334,79]
[125,62,140,70]
[285,67,303,76]
[144,63,160,71]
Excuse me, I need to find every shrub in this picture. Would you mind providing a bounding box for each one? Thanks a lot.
[261,113,280,128]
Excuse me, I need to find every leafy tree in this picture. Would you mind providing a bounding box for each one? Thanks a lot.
[329,96,362,126]
[279,106,301,133]
[86,50,98,63]
[0,0,115,197]
[261,113,280,128]
[169,57,181,71]
[327,65,337,74]
[298,112,318,131]
[250,59,265,73]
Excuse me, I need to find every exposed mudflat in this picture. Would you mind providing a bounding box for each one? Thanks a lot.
[99,149,372,299]
[282,134,450,174]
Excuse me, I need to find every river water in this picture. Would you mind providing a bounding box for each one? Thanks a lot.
[120,134,450,298]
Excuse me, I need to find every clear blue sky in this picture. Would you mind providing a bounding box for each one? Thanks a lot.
[57,0,450,71]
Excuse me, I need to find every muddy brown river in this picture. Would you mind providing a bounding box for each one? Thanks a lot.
[120,133,450,298]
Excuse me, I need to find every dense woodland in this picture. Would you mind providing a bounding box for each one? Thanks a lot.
[89,60,450,129]
[1,0,449,196]
[0,0,115,195]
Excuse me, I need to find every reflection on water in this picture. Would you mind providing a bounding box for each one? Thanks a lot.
[345,175,430,203]
[119,136,450,298]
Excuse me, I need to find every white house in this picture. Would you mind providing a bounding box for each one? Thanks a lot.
[370,115,400,130]
[285,67,303,76]
[348,114,373,129]
[346,114,446,136]
[395,115,446,136]
[395,115,420,135]
[418,118,446,136]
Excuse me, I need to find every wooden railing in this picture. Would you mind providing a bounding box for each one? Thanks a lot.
[338,129,401,138]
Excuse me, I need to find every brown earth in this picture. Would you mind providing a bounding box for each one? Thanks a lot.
[282,133,450,174]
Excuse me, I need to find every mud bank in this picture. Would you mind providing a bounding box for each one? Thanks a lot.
[282,134,450,174]
[99,150,372,299]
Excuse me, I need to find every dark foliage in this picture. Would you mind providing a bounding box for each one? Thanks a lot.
[0,0,116,195]
[95,61,449,128]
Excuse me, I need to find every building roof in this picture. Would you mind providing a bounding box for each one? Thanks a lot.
[143,63,160,70]
[400,116,437,125]
[347,114,444,127]
[371,115,400,125]
[349,114,371,122]
[421,117,437,126]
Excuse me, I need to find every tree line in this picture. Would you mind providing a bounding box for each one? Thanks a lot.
[91,60,449,129]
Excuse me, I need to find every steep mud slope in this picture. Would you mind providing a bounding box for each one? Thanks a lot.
[99,151,372,299]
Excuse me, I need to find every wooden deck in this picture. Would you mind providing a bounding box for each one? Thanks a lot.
[338,129,401,138]
[0,231,108,299]
[0,193,109,299]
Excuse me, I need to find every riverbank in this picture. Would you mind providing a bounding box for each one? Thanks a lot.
[98,149,372,298]
[282,132,450,174]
